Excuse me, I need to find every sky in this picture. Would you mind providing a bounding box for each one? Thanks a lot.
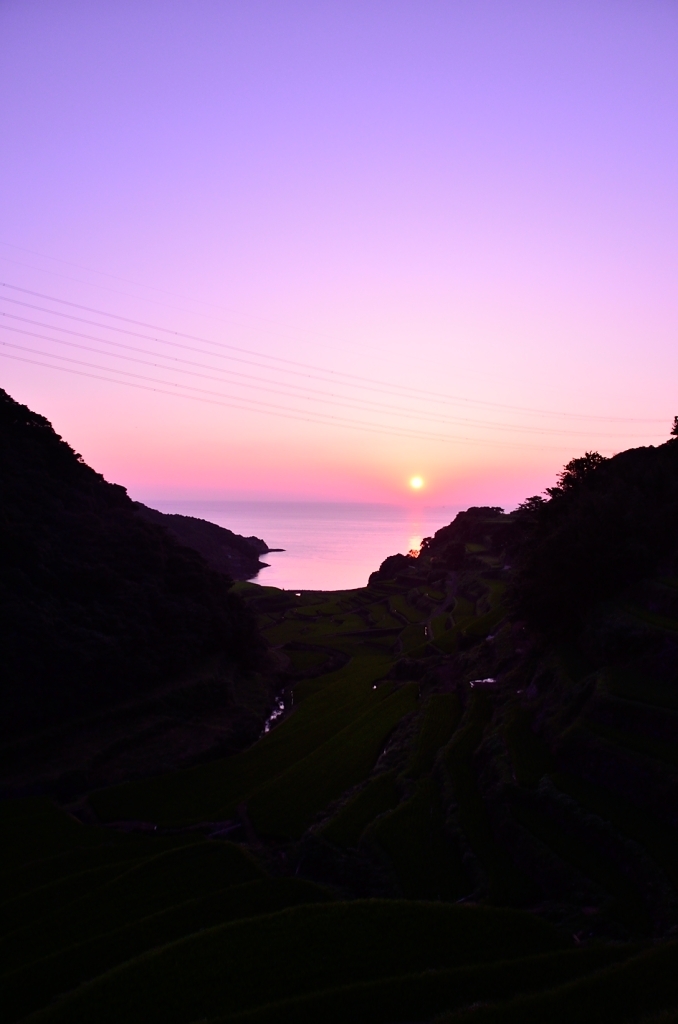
[1,0,677,507]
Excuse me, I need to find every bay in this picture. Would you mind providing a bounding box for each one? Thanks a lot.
[150,501,459,591]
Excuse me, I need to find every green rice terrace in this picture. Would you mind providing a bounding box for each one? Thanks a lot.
[3,397,678,1022]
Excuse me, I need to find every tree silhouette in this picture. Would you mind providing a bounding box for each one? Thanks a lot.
[516,495,547,513]
[546,451,608,497]
[671,415,678,437]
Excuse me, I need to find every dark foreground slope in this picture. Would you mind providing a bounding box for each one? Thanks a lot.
[3,431,678,1023]
[0,389,274,795]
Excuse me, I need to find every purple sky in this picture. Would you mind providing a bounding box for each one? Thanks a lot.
[1,0,676,506]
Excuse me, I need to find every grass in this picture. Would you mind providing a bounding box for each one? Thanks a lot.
[210,946,634,1024]
[462,604,507,640]
[0,797,187,870]
[389,594,426,622]
[429,592,495,653]
[509,795,651,934]
[400,622,428,652]
[620,604,678,636]
[289,653,392,703]
[370,777,468,899]
[0,800,201,914]
[436,941,678,1024]
[485,579,507,607]
[0,841,263,975]
[443,693,537,905]
[451,596,476,623]
[319,772,400,847]
[552,771,678,891]
[90,655,394,825]
[25,900,568,1024]
[12,554,678,1024]
[407,693,463,778]
[366,603,404,629]
[262,611,369,645]
[284,648,334,675]
[1,860,146,936]
[606,667,678,713]
[4,878,333,1023]
[581,718,678,770]
[433,630,460,654]
[4,845,145,901]
[503,707,555,788]
[431,612,451,638]
[247,684,418,838]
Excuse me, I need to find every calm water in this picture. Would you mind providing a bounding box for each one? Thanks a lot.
[151,501,459,591]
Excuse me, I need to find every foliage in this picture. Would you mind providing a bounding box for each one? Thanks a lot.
[407,693,463,777]
[436,941,678,1024]
[370,777,467,899]
[209,947,633,1024]
[8,393,678,1023]
[511,441,678,638]
[23,901,566,1024]
[0,389,266,759]
[247,683,418,838]
[4,879,332,1023]
[319,772,399,847]
[90,655,393,825]
[443,693,536,906]
[546,451,608,497]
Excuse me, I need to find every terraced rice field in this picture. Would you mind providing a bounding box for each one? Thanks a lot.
[5,507,678,1022]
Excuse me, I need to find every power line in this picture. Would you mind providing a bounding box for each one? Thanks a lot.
[0,281,664,425]
[0,319,660,440]
[0,240,349,341]
[0,346,592,453]
[0,338,580,444]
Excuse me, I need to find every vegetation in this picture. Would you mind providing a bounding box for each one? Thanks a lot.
[513,440,678,637]
[0,389,273,796]
[4,392,678,1020]
[133,502,271,580]
[319,771,400,847]
[14,900,567,1024]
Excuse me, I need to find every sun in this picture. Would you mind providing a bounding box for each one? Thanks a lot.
[409,476,424,490]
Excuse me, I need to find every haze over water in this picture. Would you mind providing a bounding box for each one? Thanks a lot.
[154,501,457,591]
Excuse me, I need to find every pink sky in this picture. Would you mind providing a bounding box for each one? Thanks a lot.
[1,0,676,508]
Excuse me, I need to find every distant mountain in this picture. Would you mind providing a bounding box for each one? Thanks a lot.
[0,388,275,797]
[133,503,273,580]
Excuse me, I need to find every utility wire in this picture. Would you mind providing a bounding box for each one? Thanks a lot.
[0,281,663,425]
[0,346,592,453]
[0,319,659,440]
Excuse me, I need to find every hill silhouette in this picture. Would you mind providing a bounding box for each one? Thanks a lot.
[512,442,678,640]
[0,388,274,796]
[3,401,678,1023]
[133,503,274,580]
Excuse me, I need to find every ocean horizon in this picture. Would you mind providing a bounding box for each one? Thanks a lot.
[149,500,461,591]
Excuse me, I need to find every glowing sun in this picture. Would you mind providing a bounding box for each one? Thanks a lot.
[409,476,424,490]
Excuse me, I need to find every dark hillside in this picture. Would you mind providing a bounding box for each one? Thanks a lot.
[512,442,678,639]
[0,389,272,795]
[4,427,678,1023]
[133,503,272,581]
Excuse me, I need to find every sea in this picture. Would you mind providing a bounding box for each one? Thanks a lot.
[151,501,460,591]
